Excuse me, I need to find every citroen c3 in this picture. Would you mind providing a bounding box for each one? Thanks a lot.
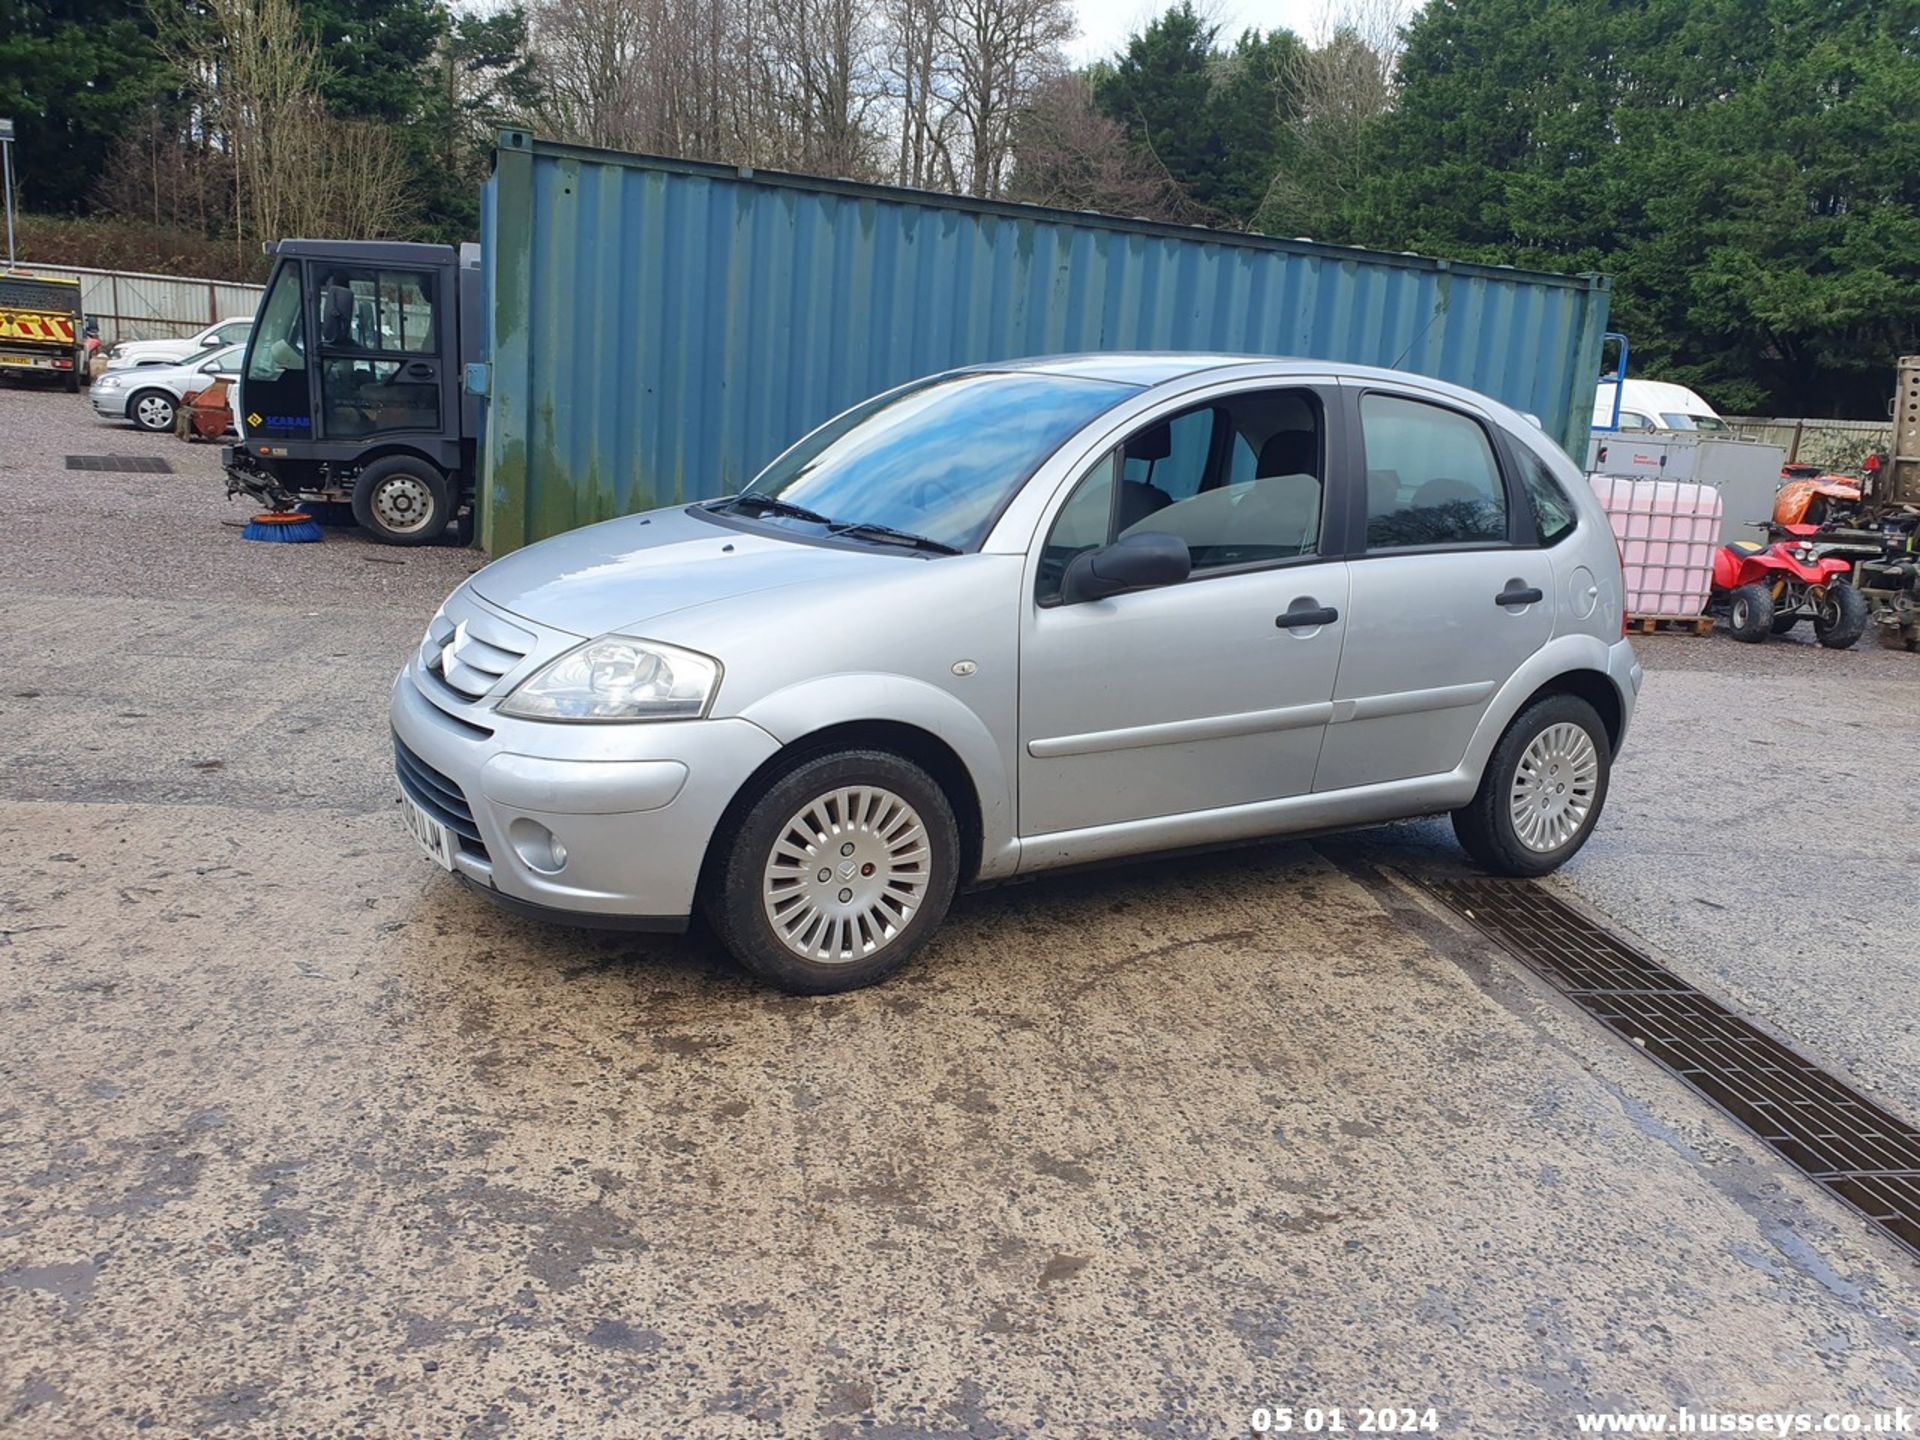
[391,355,1641,992]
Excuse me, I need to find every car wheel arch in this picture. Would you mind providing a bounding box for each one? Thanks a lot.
[1461,637,1629,781]
[707,711,995,892]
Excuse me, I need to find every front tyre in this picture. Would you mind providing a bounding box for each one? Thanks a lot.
[129,389,177,433]
[1812,581,1867,650]
[352,455,451,545]
[703,749,960,994]
[1726,583,1775,643]
[1452,694,1612,878]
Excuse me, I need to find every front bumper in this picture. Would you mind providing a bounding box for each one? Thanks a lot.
[88,387,129,419]
[388,607,782,924]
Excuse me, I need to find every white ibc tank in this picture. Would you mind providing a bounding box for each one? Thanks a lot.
[1588,474,1725,618]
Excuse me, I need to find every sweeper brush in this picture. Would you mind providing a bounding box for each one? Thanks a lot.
[241,511,324,544]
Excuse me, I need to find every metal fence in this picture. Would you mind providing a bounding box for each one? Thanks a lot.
[1721,415,1890,472]
[20,264,265,346]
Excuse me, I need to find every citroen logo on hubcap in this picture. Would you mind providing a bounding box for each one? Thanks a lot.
[838,860,859,882]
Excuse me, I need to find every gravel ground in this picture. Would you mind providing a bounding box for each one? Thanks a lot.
[3,384,1918,1439]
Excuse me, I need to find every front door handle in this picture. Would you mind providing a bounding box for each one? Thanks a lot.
[1496,582,1545,608]
[1276,601,1339,629]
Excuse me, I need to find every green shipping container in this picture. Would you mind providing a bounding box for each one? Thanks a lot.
[480,131,1611,553]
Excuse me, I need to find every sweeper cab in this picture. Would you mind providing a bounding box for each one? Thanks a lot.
[223,240,483,545]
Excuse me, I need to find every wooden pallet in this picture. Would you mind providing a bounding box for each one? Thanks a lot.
[1626,613,1714,636]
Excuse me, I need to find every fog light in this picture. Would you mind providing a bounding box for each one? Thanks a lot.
[507,818,568,874]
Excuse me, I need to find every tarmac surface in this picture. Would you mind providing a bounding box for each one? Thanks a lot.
[4,385,1919,1438]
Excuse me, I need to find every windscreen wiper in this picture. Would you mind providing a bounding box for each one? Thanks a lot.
[713,492,832,526]
[827,520,961,555]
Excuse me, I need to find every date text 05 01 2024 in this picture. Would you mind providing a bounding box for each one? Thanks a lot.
[1251,1406,1440,1434]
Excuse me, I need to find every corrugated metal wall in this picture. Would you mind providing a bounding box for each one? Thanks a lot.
[23,264,264,345]
[482,132,1611,553]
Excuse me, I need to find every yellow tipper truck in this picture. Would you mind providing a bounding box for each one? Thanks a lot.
[0,271,84,392]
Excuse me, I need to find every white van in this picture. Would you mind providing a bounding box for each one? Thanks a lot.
[1593,377,1727,432]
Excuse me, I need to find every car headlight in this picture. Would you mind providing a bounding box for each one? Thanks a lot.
[496,635,720,721]
[93,374,123,390]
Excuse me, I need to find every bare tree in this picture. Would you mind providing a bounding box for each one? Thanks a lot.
[1007,71,1189,218]
[1257,0,1406,235]
[531,0,653,150]
[883,0,959,188]
[763,0,887,176]
[939,0,1073,197]
[156,0,413,259]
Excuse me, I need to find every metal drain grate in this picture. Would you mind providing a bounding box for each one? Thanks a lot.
[65,454,173,474]
[1424,876,1920,1259]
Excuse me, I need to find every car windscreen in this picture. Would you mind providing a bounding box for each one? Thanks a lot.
[1661,411,1727,432]
[740,372,1138,552]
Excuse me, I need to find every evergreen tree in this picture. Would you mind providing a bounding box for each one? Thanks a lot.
[0,0,173,214]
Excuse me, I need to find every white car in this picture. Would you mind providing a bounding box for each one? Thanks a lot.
[106,317,253,372]
[1592,376,1727,432]
[90,344,244,433]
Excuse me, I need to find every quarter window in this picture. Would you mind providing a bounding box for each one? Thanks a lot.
[1515,448,1578,545]
[1360,393,1508,550]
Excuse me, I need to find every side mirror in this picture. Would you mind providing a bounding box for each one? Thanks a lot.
[1060,531,1191,604]
[319,282,355,346]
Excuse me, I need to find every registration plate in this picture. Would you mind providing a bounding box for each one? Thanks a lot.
[0,356,37,366]
[400,791,457,871]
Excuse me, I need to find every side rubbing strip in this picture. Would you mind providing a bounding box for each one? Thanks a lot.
[1028,702,1336,759]
[1331,680,1496,725]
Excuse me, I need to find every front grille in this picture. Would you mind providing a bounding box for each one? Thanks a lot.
[394,735,488,860]
[1424,876,1920,1261]
[423,607,536,702]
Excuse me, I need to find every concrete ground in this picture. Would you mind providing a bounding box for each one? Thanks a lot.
[2,385,1917,1439]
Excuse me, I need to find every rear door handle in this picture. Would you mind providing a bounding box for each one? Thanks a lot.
[1276,602,1339,629]
[1496,583,1544,608]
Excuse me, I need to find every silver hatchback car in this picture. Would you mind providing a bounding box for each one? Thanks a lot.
[393,354,1641,992]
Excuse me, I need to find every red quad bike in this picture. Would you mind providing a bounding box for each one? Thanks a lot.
[1711,533,1868,648]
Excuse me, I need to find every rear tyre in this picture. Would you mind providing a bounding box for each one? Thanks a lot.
[1726,583,1774,643]
[1812,582,1867,650]
[352,455,451,545]
[129,389,177,433]
[702,748,961,994]
[1452,694,1612,878]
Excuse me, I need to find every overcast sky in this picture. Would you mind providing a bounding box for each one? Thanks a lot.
[1065,0,1335,64]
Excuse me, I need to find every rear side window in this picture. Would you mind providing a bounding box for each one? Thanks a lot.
[1360,393,1508,549]
[1515,448,1579,545]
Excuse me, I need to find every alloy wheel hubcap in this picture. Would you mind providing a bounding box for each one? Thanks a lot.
[373,475,433,533]
[1509,722,1600,853]
[138,396,171,427]
[762,785,929,964]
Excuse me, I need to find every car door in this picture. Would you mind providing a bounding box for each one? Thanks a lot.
[313,264,448,441]
[1313,383,1553,792]
[1019,384,1351,838]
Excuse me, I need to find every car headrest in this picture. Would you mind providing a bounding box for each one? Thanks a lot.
[1257,429,1317,479]
[1411,477,1482,509]
[1127,423,1171,463]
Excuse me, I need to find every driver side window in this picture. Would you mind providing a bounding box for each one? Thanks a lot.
[1036,387,1327,603]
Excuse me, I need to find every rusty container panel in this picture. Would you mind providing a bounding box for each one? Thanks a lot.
[481,131,1611,552]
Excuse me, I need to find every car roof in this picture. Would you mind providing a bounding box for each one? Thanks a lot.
[955,351,1534,423]
[1610,376,1718,414]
